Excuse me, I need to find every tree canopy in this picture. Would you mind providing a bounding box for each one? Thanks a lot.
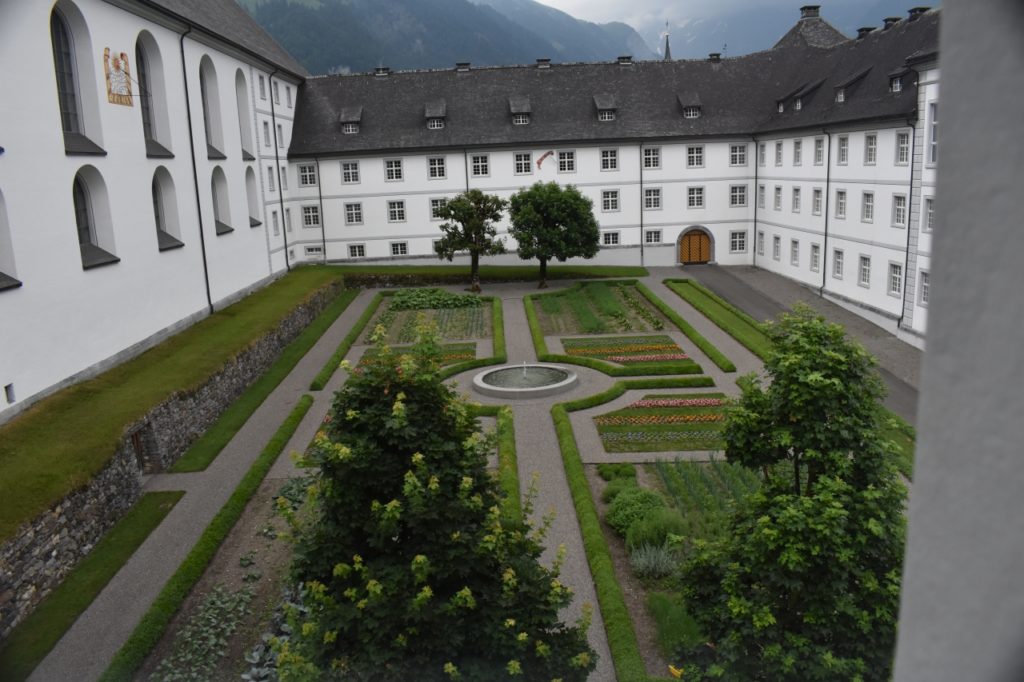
[507,182,599,288]
[434,189,507,292]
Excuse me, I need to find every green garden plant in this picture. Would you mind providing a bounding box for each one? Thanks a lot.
[605,487,664,537]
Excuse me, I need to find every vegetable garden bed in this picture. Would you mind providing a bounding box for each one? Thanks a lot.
[363,288,491,343]
[534,281,669,336]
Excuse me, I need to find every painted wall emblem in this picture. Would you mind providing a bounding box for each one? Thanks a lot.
[103,48,133,106]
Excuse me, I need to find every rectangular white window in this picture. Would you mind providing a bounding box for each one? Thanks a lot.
[774,141,783,166]
[272,81,280,104]
[772,235,781,261]
[730,144,747,166]
[349,244,365,258]
[643,147,661,169]
[919,270,930,305]
[790,239,799,266]
[430,198,447,219]
[865,134,877,165]
[286,85,292,107]
[925,198,935,232]
[792,187,801,213]
[427,117,445,130]
[810,243,821,272]
[267,167,275,192]
[645,230,662,244]
[814,137,824,165]
[758,143,766,166]
[928,102,938,164]
[304,245,323,257]
[515,152,532,174]
[758,185,766,209]
[471,154,489,177]
[598,110,615,122]
[757,231,765,255]
[859,255,871,287]
[391,242,408,256]
[836,88,846,103]
[344,203,362,225]
[896,132,910,165]
[271,210,279,236]
[341,161,360,183]
[838,135,849,164]
[773,186,782,211]
[601,190,620,212]
[793,139,802,166]
[730,231,747,253]
[836,190,847,218]
[558,151,576,173]
[342,123,359,135]
[644,188,662,210]
[387,200,406,222]
[891,77,903,92]
[683,106,701,119]
[601,148,619,170]
[602,232,620,245]
[277,124,284,148]
[280,166,288,190]
[688,186,705,208]
[687,145,704,168]
[833,249,845,278]
[263,121,270,146]
[730,185,747,207]
[428,156,446,179]
[258,75,266,99]
[285,208,292,232]
[512,113,530,126]
[892,195,907,226]
[302,205,320,228]
[298,164,317,187]
[888,262,903,296]
[862,192,874,222]
[812,188,822,215]
[385,159,403,181]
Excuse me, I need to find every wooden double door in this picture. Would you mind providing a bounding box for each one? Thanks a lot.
[679,230,712,264]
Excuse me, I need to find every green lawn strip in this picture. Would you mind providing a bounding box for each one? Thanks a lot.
[664,279,771,360]
[553,378,717,682]
[645,592,703,658]
[634,282,736,372]
[438,297,508,380]
[309,292,386,390]
[0,491,184,682]
[470,404,520,521]
[99,395,315,682]
[172,289,358,472]
[0,267,344,542]
[331,265,648,286]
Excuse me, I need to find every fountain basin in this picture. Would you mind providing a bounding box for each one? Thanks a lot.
[472,363,578,399]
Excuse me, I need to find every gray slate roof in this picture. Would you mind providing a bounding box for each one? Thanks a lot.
[144,0,308,77]
[289,10,938,157]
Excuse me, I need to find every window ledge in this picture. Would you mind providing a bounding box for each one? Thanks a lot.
[156,230,185,251]
[64,132,106,156]
[80,242,120,269]
[214,220,234,236]
[145,138,174,158]
[242,149,255,161]
[249,216,262,228]
[0,271,22,292]
[207,145,227,160]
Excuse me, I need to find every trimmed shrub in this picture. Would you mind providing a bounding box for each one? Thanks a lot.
[606,487,664,536]
[626,507,689,552]
[628,544,677,579]
[597,463,637,482]
[601,477,638,504]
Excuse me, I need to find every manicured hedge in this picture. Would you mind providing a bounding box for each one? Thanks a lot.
[471,404,520,521]
[664,279,771,360]
[634,282,736,372]
[99,396,315,682]
[309,292,386,390]
[332,264,648,289]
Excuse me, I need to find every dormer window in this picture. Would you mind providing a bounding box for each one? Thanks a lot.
[512,113,530,125]
[509,95,531,126]
[835,88,846,103]
[795,98,802,111]
[597,110,615,122]
[342,122,359,134]
[890,77,902,92]
[777,102,785,113]
[339,105,362,135]
[593,94,617,122]
[427,117,445,130]
[683,106,701,119]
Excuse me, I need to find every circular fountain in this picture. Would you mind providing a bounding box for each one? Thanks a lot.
[473,362,578,399]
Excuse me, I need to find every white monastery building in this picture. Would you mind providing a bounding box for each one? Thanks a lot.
[0,2,939,422]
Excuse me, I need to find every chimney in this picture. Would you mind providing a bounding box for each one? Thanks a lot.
[374,66,390,77]
[455,62,470,72]
[883,16,901,29]
[857,26,875,39]
[708,53,721,63]
[536,58,551,69]
[617,55,633,65]
[799,5,820,19]
[908,6,930,21]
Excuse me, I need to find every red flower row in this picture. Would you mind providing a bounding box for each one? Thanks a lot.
[629,398,725,408]
[594,413,724,425]
[605,353,690,363]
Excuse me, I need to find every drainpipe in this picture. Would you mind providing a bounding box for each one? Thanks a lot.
[179,26,214,314]
[751,136,758,268]
[897,116,918,330]
[463,149,470,192]
[269,69,290,271]
[819,130,832,296]
[315,156,327,263]
[638,142,645,267]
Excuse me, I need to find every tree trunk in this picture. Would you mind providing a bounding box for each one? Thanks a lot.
[538,258,548,288]
[469,252,481,293]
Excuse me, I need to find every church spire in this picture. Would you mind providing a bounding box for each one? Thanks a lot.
[663,23,672,60]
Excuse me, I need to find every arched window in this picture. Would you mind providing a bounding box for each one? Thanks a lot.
[235,70,254,159]
[211,166,232,235]
[245,167,261,227]
[50,4,103,154]
[73,168,118,268]
[199,56,225,159]
[135,32,171,157]
[0,189,20,291]
[152,168,183,250]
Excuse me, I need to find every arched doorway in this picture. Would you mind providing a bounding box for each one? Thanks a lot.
[678,227,713,264]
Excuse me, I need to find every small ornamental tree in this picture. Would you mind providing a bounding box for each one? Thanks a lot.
[676,305,907,681]
[507,182,599,288]
[277,324,596,681]
[433,189,508,293]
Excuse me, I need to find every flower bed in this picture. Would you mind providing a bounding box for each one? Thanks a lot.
[594,392,729,453]
[562,336,692,367]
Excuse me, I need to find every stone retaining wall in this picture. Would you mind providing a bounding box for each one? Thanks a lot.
[0,280,343,640]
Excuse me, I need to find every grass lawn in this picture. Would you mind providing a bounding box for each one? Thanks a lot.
[0,266,344,542]
[331,264,648,283]
[594,393,729,452]
[563,336,700,375]
[0,491,184,682]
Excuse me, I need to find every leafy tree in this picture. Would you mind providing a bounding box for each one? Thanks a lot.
[277,324,596,681]
[433,189,507,293]
[507,182,600,288]
[677,305,907,681]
